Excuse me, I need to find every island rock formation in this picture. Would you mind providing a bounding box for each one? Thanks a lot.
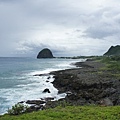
[37,48,54,58]
[104,45,120,56]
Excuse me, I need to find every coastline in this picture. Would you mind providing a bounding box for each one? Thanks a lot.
[0,58,84,115]
[45,59,120,108]
[2,58,120,114]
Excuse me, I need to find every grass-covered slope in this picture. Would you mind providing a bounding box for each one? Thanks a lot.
[0,106,120,120]
[96,56,120,76]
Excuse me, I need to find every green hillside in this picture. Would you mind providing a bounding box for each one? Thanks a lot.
[104,45,120,56]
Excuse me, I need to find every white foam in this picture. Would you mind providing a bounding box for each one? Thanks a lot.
[28,68,62,76]
[0,58,86,115]
[56,62,72,68]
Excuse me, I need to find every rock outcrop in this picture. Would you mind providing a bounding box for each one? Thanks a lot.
[104,45,120,56]
[49,61,120,107]
[42,88,51,93]
[37,48,54,58]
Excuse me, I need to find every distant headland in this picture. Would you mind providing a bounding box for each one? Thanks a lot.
[104,45,120,56]
[37,45,120,59]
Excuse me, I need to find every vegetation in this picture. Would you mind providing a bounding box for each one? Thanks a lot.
[57,56,97,59]
[94,56,120,78]
[0,55,120,120]
[97,56,120,71]
[104,45,120,56]
[7,103,29,115]
[0,106,120,120]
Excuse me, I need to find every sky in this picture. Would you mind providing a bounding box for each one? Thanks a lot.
[0,0,120,57]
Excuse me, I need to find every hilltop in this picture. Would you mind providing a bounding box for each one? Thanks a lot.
[104,45,120,56]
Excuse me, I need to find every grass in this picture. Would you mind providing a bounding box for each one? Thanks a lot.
[0,106,120,120]
[98,56,120,70]
[1,56,120,120]
[94,56,120,78]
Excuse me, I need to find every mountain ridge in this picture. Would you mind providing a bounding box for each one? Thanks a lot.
[104,45,120,56]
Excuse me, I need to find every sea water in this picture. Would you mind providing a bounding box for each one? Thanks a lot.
[0,57,84,114]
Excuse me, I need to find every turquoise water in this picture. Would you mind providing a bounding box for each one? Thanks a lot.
[0,57,84,114]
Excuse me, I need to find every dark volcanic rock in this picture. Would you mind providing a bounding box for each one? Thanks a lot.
[43,88,51,93]
[17,60,120,113]
[37,48,54,58]
[30,105,40,111]
[99,98,113,106]
[50,60,120,106]
[27,105,43,112]
[26,100,46,105]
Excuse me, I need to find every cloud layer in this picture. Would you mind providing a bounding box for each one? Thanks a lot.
[0,0,120,57]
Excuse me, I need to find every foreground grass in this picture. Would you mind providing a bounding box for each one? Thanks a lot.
[0,106,120,120]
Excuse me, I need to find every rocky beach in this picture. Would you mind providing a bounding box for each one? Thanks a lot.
[45,59,120,108]
[24,58,120,112]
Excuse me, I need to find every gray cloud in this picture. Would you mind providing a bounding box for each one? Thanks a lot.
[0,0,120,57]
[83,7,120,39]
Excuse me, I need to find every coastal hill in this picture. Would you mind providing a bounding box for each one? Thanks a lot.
[37,48,54,58]
[104,45,120,56]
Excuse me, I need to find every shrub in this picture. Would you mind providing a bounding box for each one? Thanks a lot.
[7,103,29,115]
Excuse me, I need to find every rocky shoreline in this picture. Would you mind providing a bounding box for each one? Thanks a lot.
[46,59,120,107]
[19,59,120,112]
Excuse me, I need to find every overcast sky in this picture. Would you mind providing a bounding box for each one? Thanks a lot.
[0,0,120,57]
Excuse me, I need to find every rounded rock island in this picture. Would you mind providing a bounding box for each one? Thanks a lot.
[37,48,54,58]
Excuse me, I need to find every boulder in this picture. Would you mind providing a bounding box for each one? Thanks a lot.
[43,88,51,93]
[99,98,113,106]
[37,48,54,58]
[26,105,43,112]
[26,100,46,105]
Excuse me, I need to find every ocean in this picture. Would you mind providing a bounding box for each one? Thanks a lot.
[0,57,84,114]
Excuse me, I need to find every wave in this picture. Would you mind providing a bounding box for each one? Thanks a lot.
[0,58,85,115]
